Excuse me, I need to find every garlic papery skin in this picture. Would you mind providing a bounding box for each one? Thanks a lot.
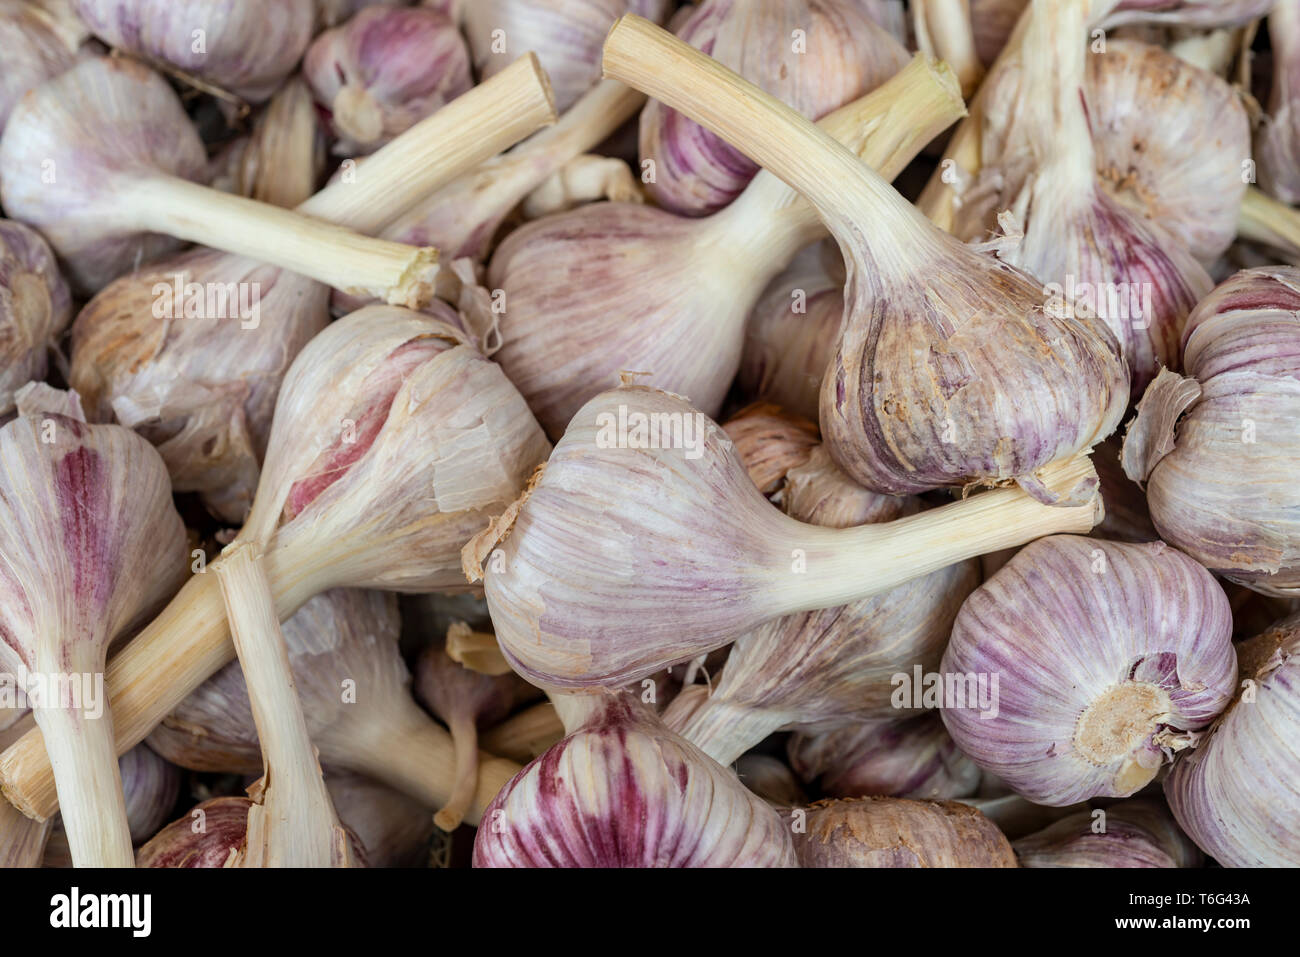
[208,77,325,209]
[472,692,798,867]
[463,0,671,113]
[0,0,90,134]
[1258,2,1300,204]
[304,5,472,156]
[0,387,188,866]
[661,445,980,767]
[788,713,983,801]
[1013,798,1202,868]
[0,58,441,303]
[1165,613,1300,866]
[118,743,181,845]
[135,797,252,868]
[789,796,1017,867]
[604,15,1129,500]
[737,240,845,422]
[1122,268,1300,595]
[721,403,820,497]
[0,220,74,418]
[480,701,565,763]
[71,0,315,103]
[639,0,910,217]
[940,536,1237,807]
[0,713,52,867]
[492,55,967,437]
[325,770,435,868]
[0,306,550,822]
[735,754,808,808]
[468,385,1104,690]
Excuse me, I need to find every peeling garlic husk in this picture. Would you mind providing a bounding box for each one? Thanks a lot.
[0,220,74,419]
[1122,268,1300,595]
[463,0,671,112]
[638,0,909,216]
[0,0,90,134]
[788,712,983,801]
[735,754,808,808]
[472,692,798,867]
[1013,798,1203,867]
[662,445,981,767]
[1164,612,1300,866]
[1258,2,1300,204]
[304,4,472,156]
[72,0,316,103]
[720,403,820,497]
[940,536,1237,806]
[136,797,254,868]
[788,797,1017,867]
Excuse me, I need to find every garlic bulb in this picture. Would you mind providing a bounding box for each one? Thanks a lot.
[119,743,182,844]
[492,56,967,436]
[940,536,1237,806]
[661,445,981,766]
[735,754,808,808]
[639,0,910,216]
[468,385,1104,690]
[736,240,845,422]
[0,220,74,418]
[957,2,1214,399]
[0,0,90,134]
[136,797,253,868]
[317,0,405,28]
[463,0,672,112]
[304,4,472,156]
[0,386,188,866]
[414,629,538,831]
[1122,268,1300,595]
[605,15,1129,500]
[325,770,436,868]
[472,692,798,867]
[1258,2,1300,204]
[72,0,315,103]
[720,403,820,496]
[1013,799,1202,867]
[1165,613,1300,866]
[790,797,1017,867]
[788,713,983,801]
[208,77,325,209]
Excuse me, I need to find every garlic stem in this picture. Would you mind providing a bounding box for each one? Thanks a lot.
[479,702,564,763]
[434,713,481,832]
[913,0,985,97]
[215,543,351,867]
[445,623,514,676]
[301,54,559,231]
[124,174,438,307]
[521,154,643,218]
[1024,0,1095,193]
[1237,185,1300,260]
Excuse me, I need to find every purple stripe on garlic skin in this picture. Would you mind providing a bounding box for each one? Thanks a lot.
[136,797,253,868]
[639,0,909,217]
[1165,613,1300,867]
[304,5,472,157]
[0,0,90,134]
[940,535,1237,807]
[1012,798,1202,868]
[788,713,983,801]
[0,220,74,418]
[463,0,672,113]
[472,692,798,867]
[72,0,315,103]
[1121,267,1300,595]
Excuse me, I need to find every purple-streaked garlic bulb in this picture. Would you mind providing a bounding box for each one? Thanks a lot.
[720,403,820,497]
[468,385,1104,690]
[414,628,538,831]
[317,0,407,28]
[789,797,1017,867]
[788,713,983,801]
[0,387,188,866]
[0,57,440,302]
[1122,268,1300,596]
[71,0,315,103]
[940,536,1237,806]
[491,56,966,436]
[1013,798,1202,867]
[0,220,74,418]
[325,770,435,868]
[463,0,671,112]
[955,2,1214,400]
[661,445,981,766]
[735,754,808,807]
[736,240,845,422]
[604,16,1129,501]
[472,692,798,867]
[304,5,472,156]
[136,797,253,868]
[1258,2,1300,204]
[0,0,90,134]
[639,0,909,217]
[1165,613,1300,866]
